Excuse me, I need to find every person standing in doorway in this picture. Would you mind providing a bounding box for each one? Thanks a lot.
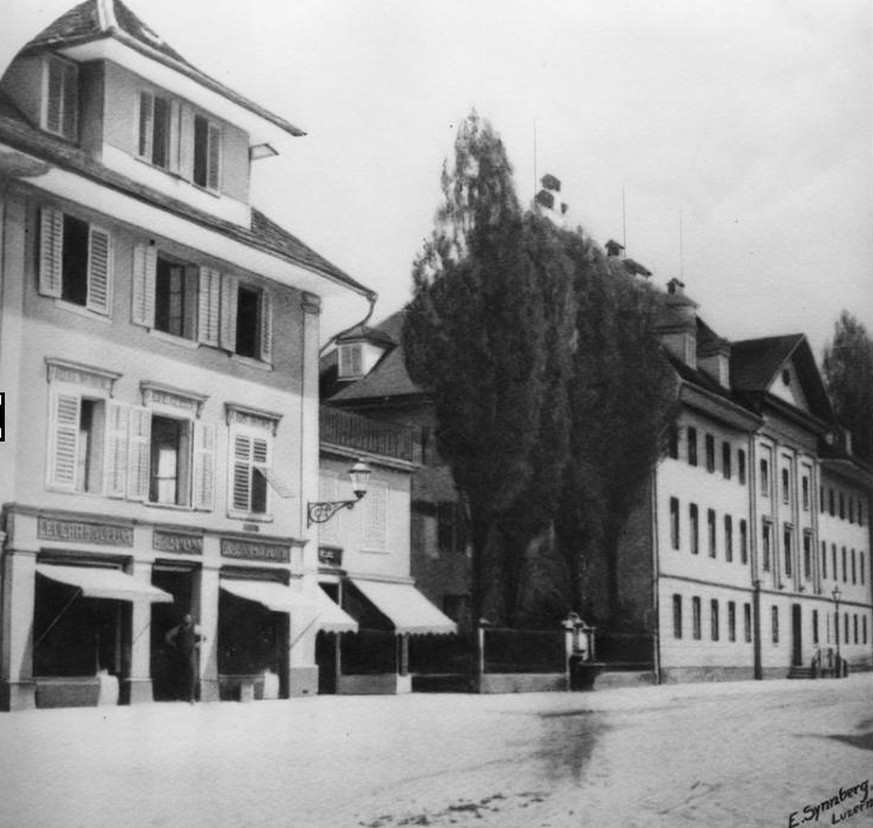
[165,613,205,703]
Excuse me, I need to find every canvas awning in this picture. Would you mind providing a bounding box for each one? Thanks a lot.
[348,579,457,635]
[36,564,173,603]
[313,584,358,634]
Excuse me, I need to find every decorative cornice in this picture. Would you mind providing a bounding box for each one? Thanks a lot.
[45,357,121,394]
[225,402,283,435]
[140,381,208,416]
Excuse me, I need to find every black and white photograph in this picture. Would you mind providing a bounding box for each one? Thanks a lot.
[0,1,871,826]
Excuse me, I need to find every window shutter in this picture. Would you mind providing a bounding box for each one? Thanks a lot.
[168,99,181,173]
[131,243,156,327]
[232,434,252,511]
[178,102,195,180]
[219,274,238,352]
[138,91,153,158]
[259,291,273,363]
[39,207,64,298]
[319,475,341,544]
[364,481,388,550]
[192,421,216,511]
[47,392,80,490]
[207,123,221,191]
[45,58,63,135]
[61,60,78,140]
[103,401,129,497]
[126,407,151,500]
[197,267,221,346]
[86,225,112,315]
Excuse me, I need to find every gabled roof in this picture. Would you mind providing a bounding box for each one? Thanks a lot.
[20,0,305,138]
[0,97,372,297]
[327,310,426,403]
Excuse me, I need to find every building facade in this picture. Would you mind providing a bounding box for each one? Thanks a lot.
[0,0,375,709]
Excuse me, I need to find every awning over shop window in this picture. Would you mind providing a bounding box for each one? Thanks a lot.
[349,578,457,635]
[313,584,358,633]
[36,564,173,603]
[220,579,317,613]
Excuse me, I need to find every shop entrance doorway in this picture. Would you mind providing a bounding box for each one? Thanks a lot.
[151,565,195,701]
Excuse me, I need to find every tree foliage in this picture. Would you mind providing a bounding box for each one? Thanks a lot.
[823,311,873,464]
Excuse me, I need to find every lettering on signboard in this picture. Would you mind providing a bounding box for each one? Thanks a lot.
[37,517,134,546]
[220,538,290,563]
[153,530,203,555]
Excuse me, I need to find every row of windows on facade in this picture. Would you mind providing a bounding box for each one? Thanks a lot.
[44,56,223,192]
[672,595,869,647]
[819,484,865,526]
[669,497,869,587]
[48,391,273,519]
[669,425,748,484]
[39,207,272,362]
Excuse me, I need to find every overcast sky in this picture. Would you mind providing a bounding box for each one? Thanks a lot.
[3,0,871,357]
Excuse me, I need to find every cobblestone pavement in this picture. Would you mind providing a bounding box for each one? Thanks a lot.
[0,674,870,828]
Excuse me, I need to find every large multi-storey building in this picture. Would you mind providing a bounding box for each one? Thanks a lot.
[0,0,375,709]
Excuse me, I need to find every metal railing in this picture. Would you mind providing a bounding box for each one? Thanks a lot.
[320,405,414,462]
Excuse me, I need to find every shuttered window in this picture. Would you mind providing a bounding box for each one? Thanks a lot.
[230,433,270,516]
[194,114,221,191]
[363,480,388,551]
[39,208,113,315]
[137,91,177,170]
[44,56,78,140]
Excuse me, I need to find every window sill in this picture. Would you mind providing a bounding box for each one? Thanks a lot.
[53,299,111,323]
[229,354,273,372]
[147,329,199,349]
[227,510,273,523]
[144,501,194,512]
[360,548,389,555]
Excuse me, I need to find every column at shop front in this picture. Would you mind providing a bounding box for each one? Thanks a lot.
[125,558,155,704]
[288,609,318,697]
[0,548,37,711]
[196,565,220,702]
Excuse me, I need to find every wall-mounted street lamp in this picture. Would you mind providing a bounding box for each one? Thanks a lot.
[307,460,372,527]
[832,585,842,674]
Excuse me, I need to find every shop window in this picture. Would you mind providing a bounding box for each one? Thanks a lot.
[710,599,719,641]
[728,602,736,642]
[689,504,699,555]
[43,55,78,140]
[724,515,733,562]
[743,603,752,643]
[687,427,697,467]
[705,434,715,473]
[672,595,682,639]
[692,597,701,640]
[193,114,222,191]
[39,208,112,315]
[739,519,748,564]
[669,498,680,550]
[737,449,746,485]
[722,442,731,479]
[149,416,192,506]
[771,606,779,644]
[155,255,198,340]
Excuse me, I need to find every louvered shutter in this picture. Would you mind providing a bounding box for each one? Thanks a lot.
[45,58,63,135]
[319,475,341,544]
[168,99,181,173]
[39,207,64,298]
[104,401,129,497]
[131,243,156,327]
[178,103,195,181]
[126,407,151,500]
[259,291,273,363]
[197,267,221,346]
[47,392,80,490]
[363,481,388,550]
[191,421,216,511]
[61,61,78,140]
[86,225,112,315]
[231,434,252,511]
[207,123,221,191]
[219,274,238,352]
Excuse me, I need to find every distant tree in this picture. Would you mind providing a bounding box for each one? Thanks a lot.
[555,236,678,629]
[403,112,572,628]
[823,311,873,464]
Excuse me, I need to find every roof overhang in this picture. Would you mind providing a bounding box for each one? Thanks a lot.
[32,33,303,145]
[819,457,873,489]
[1,142,369,300]
[759,393,831,438]
[679,381,762,432]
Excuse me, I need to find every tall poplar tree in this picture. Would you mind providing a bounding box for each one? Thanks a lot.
[823,311,873,464]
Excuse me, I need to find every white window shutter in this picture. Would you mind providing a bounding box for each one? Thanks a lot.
[192,421,216,511]
[319,474,341,544]
[103,401,129,498]
[231,433,251,512]
[364,481,388,550]
[207,123,222,191]
[178,102,195,180]
[220,274,238,352]
[131,243,156,327]
[138,91,153,159]
[39,207,64,298]
[197,267,221,346]
[61,61,78,140]
[47,392,80,490]
[127,406,151,500]
[86,225,112,315]
[168,99,181,173]
[259,291,273,363]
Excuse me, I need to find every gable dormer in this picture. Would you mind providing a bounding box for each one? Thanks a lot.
[335,325,396,382]
[1,0,303,227]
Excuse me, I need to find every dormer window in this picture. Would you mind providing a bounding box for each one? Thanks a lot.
[138,91,174,169]
[338,343,364,379]
[43,56,78,140]
[194,114,221,191]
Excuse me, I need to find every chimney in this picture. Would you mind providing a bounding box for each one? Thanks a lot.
[698,341,732,389]
[653,278,699,369]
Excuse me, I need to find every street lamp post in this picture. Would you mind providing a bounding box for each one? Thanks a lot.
[832,586,842,678]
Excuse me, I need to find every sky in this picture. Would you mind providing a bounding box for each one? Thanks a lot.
[3,0,871,357]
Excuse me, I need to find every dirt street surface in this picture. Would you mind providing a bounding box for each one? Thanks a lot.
[0,674,870,828]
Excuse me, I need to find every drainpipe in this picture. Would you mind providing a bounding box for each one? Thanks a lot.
[753,578,762,680]
[749,433,762,679]
[650,468,662,685]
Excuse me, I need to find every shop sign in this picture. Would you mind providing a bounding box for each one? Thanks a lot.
[153,530,203,555]
[37,517,133,546]
[220,538,290,563]
[318,546,343,567]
